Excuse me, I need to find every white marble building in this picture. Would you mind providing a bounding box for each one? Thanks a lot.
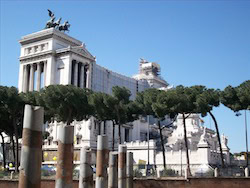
[2,28,231,174]
[17,28,168,150]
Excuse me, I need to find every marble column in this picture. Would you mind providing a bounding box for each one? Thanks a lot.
[118,145,127,188]
[23,65,28,93]
[126,152,133,188]
[43,61,47,87]
[79,147,93,188]
[29,64,34,92]
[87,63,92,89]
[108,152,118,188]
[96,135,109,188]
[36,62,41,91]
[86,65,90,89]
[80,64,85,88]
[74,61,78,87]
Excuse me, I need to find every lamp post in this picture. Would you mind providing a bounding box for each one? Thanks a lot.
[244,110,249,167]
[146,115,150,176]
[180,142,183,177]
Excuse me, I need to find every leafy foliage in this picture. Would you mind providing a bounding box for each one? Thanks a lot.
[0,86,24,137]
[39,85,92,125]
[221,80,250,111]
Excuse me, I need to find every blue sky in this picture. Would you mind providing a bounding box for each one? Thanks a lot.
[0,0,249,153]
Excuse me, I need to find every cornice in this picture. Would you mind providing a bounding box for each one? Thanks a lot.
[19,28,82,46]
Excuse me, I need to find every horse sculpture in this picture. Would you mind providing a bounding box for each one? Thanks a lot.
[45,17,55,29]
[58,21,70,32]
[45,17,61,29]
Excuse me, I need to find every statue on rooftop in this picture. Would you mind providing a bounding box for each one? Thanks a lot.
[48,9,54,18]
[58,21,70,32]
[54,17,62,28]
[45,9,56,29]
[140,58,148,64]
[45,9,69,31]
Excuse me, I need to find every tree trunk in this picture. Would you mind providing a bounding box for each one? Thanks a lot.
[117,109,122,144]
[182,113,192,176]
[112,121,115,151]
[13,120,19,172]
[66,108,73,126]
[209,111,224,167]
[158,120,166,169]
[10,135,16,168]
[103,120,106,135]
[98,121,101,135]
[118,124,121,144]
[0,132,6,170]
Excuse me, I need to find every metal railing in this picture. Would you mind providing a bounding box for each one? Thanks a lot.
[0,164,249,180]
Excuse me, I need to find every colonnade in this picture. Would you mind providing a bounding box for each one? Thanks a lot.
[21,59,90,93]
[71,60,89,88]
[22,61,47,92]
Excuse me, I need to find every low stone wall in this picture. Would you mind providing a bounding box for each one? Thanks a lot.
[135,177,250,188]
[1,177,250,188]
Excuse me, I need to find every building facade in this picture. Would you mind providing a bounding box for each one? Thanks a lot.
[0,28,231,175]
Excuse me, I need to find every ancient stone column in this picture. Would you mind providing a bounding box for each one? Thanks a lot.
[29,64,34,91]
[55,125,74,188]
[245,167,249,177]
[36,63,41,91]
[18,105,44,188]
[126,152,133,188]
[108,152,118,188]
[96,135,109,188]
[74,61,78,86]
[214,168,218,177]
[118,145,127,188]
[185,168,189,179]
[79,147,93,188]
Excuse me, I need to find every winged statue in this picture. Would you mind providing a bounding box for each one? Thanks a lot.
[48,9,54,18]
[45,9,56,29]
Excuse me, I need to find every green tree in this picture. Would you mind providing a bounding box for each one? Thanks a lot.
[111,86,131,144]
[171,85,203,176]
[237,80,250,110]
[221,80,250,166]
[152,89,178,170]
[135,88,177,169]
[221,80,250,111]
[103,94,117,151]
[195,87,224,167]
[0,86,24,172]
